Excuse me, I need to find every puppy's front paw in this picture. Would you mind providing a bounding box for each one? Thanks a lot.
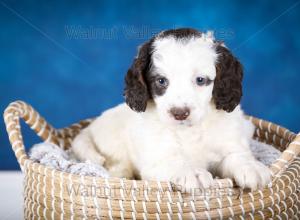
[171,170,199,192]
[195,168,214,189]
[171,169,214,192]
[233,161,271,190]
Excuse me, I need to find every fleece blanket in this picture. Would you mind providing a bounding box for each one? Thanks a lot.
[29,140,281,178]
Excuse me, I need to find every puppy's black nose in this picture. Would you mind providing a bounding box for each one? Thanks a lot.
[170,107,190,121]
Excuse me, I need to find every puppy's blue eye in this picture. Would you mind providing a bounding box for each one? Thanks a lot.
[196,77,207,86]
[157,77,168,86]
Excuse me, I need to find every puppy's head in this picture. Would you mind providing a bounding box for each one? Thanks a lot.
[124,28,243,125]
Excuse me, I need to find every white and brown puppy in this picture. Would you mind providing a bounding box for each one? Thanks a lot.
[72,28,271,190]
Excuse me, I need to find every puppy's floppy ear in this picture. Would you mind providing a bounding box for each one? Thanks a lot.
[213,45,243,112]
[124,40,153,112]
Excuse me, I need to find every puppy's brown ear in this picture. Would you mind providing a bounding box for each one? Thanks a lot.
[213,45,243,112]
[124,40,153,112]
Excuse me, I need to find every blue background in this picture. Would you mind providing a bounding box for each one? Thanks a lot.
[1,0,299,170]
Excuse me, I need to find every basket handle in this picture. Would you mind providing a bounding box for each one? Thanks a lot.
[3,101,60,169]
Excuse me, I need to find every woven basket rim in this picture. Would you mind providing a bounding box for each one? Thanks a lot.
[3,100,300,189]
[5,100,300,219]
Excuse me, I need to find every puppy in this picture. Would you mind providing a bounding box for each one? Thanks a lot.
[72,28,271,190]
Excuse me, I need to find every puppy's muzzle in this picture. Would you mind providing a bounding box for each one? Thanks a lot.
[170,107,190,121]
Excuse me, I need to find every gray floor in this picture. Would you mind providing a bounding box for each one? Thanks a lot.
[0,172,23,220]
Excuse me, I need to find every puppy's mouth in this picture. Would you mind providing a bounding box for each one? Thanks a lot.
[178,120,193,126]
[169,117,193,127]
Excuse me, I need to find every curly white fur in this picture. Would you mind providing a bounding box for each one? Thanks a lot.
[71,32,273,190]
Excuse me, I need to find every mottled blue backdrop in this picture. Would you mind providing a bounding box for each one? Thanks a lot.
[1,0,300,170]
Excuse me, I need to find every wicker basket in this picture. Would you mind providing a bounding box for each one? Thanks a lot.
[3,100,300,219]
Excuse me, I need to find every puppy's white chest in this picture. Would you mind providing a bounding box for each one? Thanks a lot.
[174,127,221,168]
[175,128,202,149]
